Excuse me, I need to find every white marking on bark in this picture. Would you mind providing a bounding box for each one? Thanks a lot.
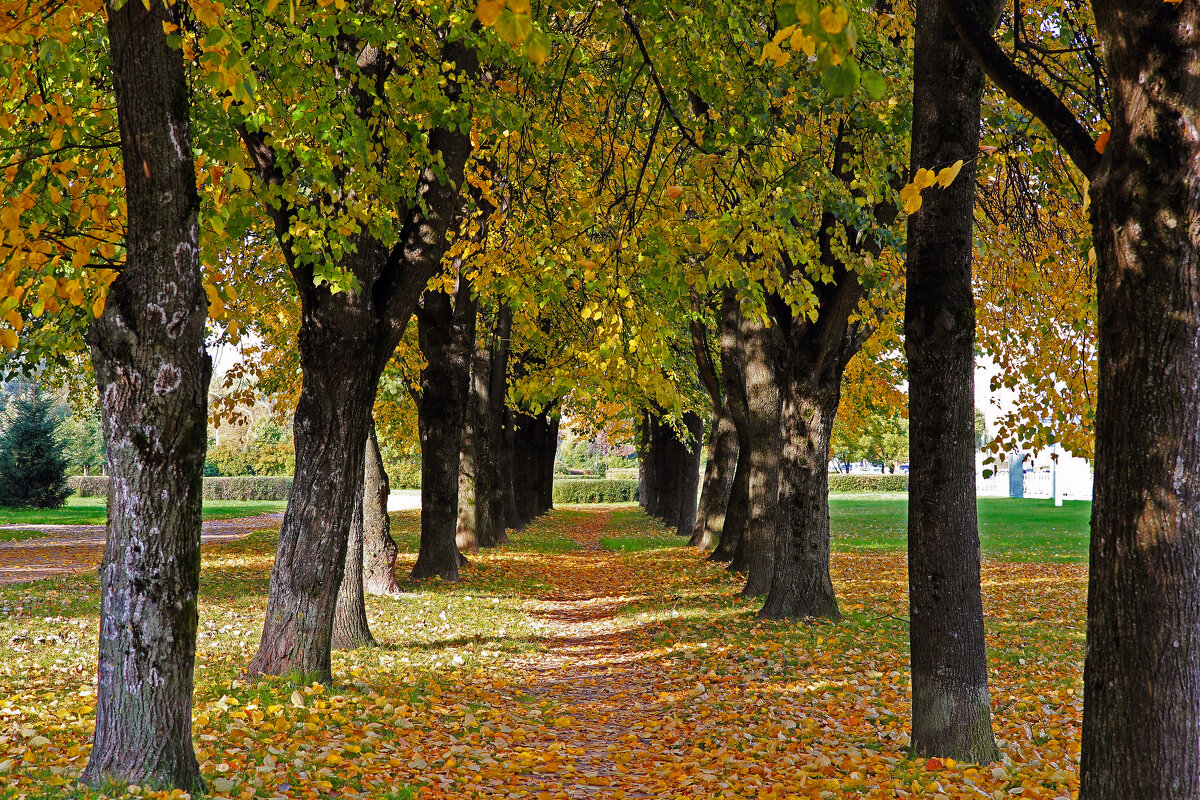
[154,364,182,396]
[147,303,168,326]
[169,119,188,161]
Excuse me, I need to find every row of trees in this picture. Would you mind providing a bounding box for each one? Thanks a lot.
[0,0,1196,798]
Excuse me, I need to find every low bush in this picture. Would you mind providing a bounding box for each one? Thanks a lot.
[70,475,293,501]
[553,479,638,504]
[387,458,421,490]
[827,473,908,493]
[69,476,110,498]
[606,467,639,481]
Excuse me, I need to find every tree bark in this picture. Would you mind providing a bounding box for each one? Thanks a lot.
[692,403,738,549]
[480,304,512,546]
[332,481,376,650]
[904,0,999,763]
[362,421,402,597]
[637,411,660,517]
[651,414,683,529]
[708,438,749,562]
[456,318,489,554]
[412,280,476,581]
[540,414,559,515]
[245,39,478,681]
[499,408,521,530]
[675,411,704,537]
[719,289,782,597]
[1079,4,1200,797]
[82,1,207,790]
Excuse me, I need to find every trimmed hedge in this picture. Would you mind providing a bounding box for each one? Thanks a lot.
[69,476,110,497]
[70,475,293,501]
[827,473,908,493]
[606,467,639,481]
[553,478,638,504]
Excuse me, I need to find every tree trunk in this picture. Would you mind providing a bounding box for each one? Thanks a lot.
[692,403,738,548]
[708,440,749,562]
[675,411,704,537]
[362,421,402,597]
[1079,4,1200,797]
[332,481,376,650]
[760,362,845,621]
[539,414,558,515]
[412,281,476,581]
[245,37,477,682]
[82,1,207,790]
[637,411,660,516]
[905,0,999,762]
[720,289,782,597]
[651,414,683,529]
[480,305,512,546]
[456,325,488,554]
[500,409,521,530]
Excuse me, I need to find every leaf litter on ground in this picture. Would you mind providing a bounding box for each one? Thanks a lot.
[0,503,1083,799]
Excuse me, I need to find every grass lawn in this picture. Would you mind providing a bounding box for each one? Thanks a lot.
[829,493,1092,562]
[0,496,288,526]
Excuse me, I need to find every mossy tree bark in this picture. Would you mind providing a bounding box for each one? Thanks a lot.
[905,0,999,763]
[82,0,208,791]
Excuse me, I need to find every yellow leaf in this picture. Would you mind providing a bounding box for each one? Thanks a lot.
[476,0,506,26]
[231,167,251,191]
[935,159,964,189]
[819,4,849,35]
[507,0,529,11]
[666,186,683,200]
[92,293,106,318]
[790,28,817,57]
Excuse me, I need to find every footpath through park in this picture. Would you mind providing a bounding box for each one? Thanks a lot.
[0,505,1088,799]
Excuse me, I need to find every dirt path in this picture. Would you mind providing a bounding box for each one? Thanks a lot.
[0,513,283,584]
[495,509,679,799]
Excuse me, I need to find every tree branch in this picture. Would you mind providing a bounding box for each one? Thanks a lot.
[939,0,1100,179]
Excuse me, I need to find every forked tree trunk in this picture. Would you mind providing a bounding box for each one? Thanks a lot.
[1079,5,1200,797]
[332,482,376,650]
[412,282,476,581]
[905,0,999,763]
[245,39,477,682]
[82,1,207,790]
[692,404,738,548]
[720,289,782,597]
[675,411,704,537]
[362,422,402,597]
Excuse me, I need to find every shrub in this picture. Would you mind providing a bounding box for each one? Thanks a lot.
[0,392,71,508]
[69,476,110,497]
[827,473,908,493]
[203,476,292,501]
[387,458,421,490]
[552,479,637,504]
[206,444,256,477]
[606,467,639,481]
[69,476,293,501]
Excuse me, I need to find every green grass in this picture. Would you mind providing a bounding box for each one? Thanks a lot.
[831,494,1092,562]
[0,528,46,542]
[0,496,287,526]
[601,533,683,552]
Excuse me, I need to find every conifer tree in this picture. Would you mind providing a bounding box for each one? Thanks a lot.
[0,391,71,509]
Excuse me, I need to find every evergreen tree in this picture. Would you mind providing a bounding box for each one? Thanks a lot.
[0,392,72,508]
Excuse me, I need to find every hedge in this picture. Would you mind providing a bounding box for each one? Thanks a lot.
[70,475,293,501]
[553,478,638,504]
[606,467,639,481]
[827,473,908,493]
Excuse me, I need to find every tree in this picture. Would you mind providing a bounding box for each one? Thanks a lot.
[904,0,999,763]
[80,0,209,790]
[943,0,1200,794]
[60,405,106,476]
[0,391,71,508]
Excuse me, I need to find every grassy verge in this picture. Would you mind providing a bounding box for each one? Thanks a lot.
[0,497,288,526]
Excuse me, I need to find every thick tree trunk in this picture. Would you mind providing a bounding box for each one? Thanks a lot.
[480,305,512,546]
[708,442,749,562]
[905,0,999,763]
[719,289,782,596]
[245,39,477,681]
[1079,5,1200,798]
[539,415,558,515]
[332,484,376,650]
[412,282,476,581]
[760,366,844,620]
[637,412,660,516]
[362,422,402,597]
[82,1,207,790]
[456,326,488,554]
[651,415,684,529]
[500,409,521,530]
[692,404,738,548]
[675,411,704,537]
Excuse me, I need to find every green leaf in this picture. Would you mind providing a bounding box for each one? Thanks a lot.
[861,70,886,101]
[776,2,798,28]
[524,29,551,65]
[495,9,532,45]
[822,57,860,97]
